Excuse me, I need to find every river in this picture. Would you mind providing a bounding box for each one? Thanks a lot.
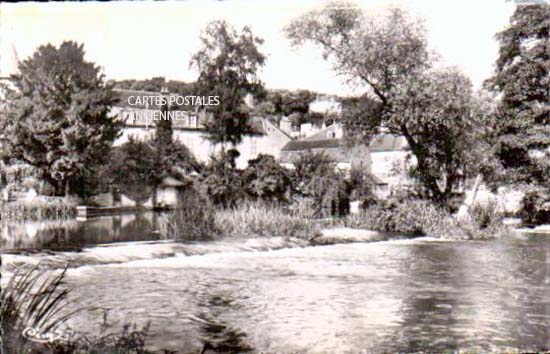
[2,215,549,353]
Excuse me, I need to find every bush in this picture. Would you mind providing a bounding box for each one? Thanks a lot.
[161,187,219,242]
[469,200,504,229]
[242,154,292,203]
[347,199,444,235]
[520,187,550,225]
[102,139,159,203]
[346,198,510,239]
[215,201,318,238]
[291,150,335,193]
[2,163,39,184]
[199,149,247,208]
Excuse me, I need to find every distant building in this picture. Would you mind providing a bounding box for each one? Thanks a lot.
[112,89,292,169]
[308,94,341,115]
[279,123,414,197]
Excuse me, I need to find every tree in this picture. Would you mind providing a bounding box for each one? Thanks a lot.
[0,41,121,196]
[485,4,550,186]
[104,138,159,203]
[200,149,246,208]
[242,154,292,203]
[190,20,266,148]
[291,150,336,193]
[286,3,488,205]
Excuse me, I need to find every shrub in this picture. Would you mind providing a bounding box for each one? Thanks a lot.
[346,199,444,235]
[520,187,550,225]
[161,187,219,242]
[215,201,318,238]
[242,154,292,203]
[2,163,39,184]
[291,150,335,193]
[469,200,504,229]
[311,172,350,217]
[199,149,247,208]
[103,139,159,203]
[346,198,510,239]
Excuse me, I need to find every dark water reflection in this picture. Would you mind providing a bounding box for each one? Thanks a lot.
[63,234,549,353]
[1,212,167,252]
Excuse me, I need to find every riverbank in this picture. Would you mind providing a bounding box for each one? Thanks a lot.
[162,199,516,243]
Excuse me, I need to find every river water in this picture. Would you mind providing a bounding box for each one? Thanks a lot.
[2,215,549,353]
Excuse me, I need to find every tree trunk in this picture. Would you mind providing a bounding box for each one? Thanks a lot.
[152,185,158,208]
[64,179,70,198]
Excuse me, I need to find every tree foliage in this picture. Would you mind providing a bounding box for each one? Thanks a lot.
[110,77,197,96]
[291,150,335,189]
[242,154,292,202]
[286,3,492,204]
[485,4,550,185]
[190,20,266,147]
[200,149,246,208]
[104,138,159,202]
[0,41,121,196]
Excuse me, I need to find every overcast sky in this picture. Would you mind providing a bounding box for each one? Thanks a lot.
[0,0,516,96]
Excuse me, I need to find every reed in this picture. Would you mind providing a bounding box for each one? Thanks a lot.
[1,264,154,354]
[1,265,79,353]
[215,201,319,238]
[0,197,77,223]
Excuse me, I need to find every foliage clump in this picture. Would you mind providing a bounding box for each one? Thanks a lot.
[347,196,511,239]
[162,186,219,242]
[520,187,550,226]
[0,41,121,197]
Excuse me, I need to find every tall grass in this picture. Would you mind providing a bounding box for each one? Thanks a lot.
[345,198,510,240]
[345,199,445,235]
[0,197,78,223]
[215,202,319,238]
[1,265,79,353]
[1,265,153,354]
[160,188,219,242]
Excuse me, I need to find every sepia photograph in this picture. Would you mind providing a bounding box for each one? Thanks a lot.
[0,0,549,353]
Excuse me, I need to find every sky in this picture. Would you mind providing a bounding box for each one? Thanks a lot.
[0,0,517,96]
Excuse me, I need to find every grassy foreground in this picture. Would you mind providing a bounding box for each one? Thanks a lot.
[1,265,153,354]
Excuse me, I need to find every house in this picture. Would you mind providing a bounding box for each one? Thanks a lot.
[112,89,292,169]
[143,176,191,208]
[279,123,414,197]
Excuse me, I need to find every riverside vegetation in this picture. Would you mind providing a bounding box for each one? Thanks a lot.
[1,265,153,354]
[0,197,78,223]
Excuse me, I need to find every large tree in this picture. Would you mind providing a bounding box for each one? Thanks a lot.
[190,20,266,148]
[0,41,121,196]
[485,4,550,185]
[286,3,489,204]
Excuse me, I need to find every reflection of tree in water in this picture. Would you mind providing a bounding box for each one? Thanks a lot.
[392,244,461,352]
[40,227,83,251]
[75,212,164,245]
[193,293,254,354]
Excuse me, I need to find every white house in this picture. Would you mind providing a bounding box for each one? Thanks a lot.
[279,123,414,197]
[112,89,292,169]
